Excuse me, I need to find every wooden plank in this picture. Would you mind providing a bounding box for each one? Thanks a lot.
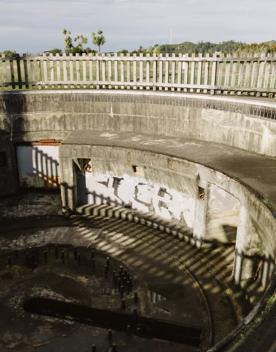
[203,53,209,93]
[244,59,252,89]
[28,80,276,93]
[197,53,202,92]
[82,54,87,82]
[89,53,93,82]
[146,53,150,87]
[177,54,182,86]
[107,54,112,85]
[224,54,231,88]
[96,54,100,87]
[152,53,157,90]
[0,55,4,84]
[29,57,36,87]
[69,54,74,82]
[120,54,124,83]
[257,60,265,90]
[75,53,80,82]
[263,56,270,91]
[101,54,106,84]
[164,53,169,90]
[22,54,29,89]
[231,60,238,88]
[237,59,244,88]
[49,54,55,84]
[250,59,258,90]
[28,54,276,63]
[56,54,61,83]
[171,53,176,86]
[216,53,224,88]
[16,55,23,89]
[0,55,2,84]
[139,53,143,84]
[126,54,130,86]
[190,53,195,92]
[113,53,118,85]
[63,54,68,83]
[211,53,217,93]
[158,54,163,90]
[133,54,137,88]
[183,55,188,88]
[9,57,16,89]
[269,61,276,91]
[43,53,48,84]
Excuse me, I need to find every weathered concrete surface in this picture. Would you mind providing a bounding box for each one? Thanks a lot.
[0,90,276,156]
[62,130,276,209]
[60,131,276,285]
[16,145,60,188]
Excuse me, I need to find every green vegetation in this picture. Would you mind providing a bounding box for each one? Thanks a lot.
[92,30,106,53]
[0,50,19,58]
[129,40,276,56]
[61,29,99,55]
[46,48,63,56]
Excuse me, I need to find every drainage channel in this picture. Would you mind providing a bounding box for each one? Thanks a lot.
[24,297,202,346]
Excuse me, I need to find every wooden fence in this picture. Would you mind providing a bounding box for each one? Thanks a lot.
[0,53,276,96]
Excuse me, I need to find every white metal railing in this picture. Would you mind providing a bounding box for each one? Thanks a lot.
[0,52,276,96]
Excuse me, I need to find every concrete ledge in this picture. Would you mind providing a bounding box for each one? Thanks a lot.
[1,90,276,156]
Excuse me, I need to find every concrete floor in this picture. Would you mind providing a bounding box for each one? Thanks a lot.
[0,192,252,352]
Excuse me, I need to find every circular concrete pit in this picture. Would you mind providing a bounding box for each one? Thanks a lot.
[0,91,275,352]
[0,191,251,352]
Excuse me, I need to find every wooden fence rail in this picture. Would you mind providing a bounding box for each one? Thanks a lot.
[0,53,276,96]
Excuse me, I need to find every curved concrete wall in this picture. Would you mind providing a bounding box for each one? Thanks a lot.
[60,144,276,284]
[0,89,275,286]
[1,90,276,156]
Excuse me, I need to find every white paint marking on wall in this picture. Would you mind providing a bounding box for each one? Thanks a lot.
[83,172,195,228]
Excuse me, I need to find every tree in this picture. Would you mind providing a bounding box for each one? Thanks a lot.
[0,50,18,58]
[92,30,106,53]
[47,48,63,56]
[74,34,88,51]
[62,29,73,54]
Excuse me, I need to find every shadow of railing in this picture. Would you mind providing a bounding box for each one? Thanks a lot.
[32,146,59,188]
[234,249,275,292]
[76,190,194,244]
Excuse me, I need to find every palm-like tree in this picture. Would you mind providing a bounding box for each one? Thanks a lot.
[92,30,106,53]
[62,29,73,54]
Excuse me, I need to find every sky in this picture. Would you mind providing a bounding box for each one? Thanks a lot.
[0,0,275,53]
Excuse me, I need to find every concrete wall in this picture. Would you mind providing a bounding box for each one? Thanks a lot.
[206,184,240,243]
[16,145,59,188]
[60,144,276,287]
[1,91,276,156]
[77,171,195,228]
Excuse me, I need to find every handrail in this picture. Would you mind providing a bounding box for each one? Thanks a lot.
[0,53,275,97]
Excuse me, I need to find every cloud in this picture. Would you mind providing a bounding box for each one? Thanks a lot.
[0,0,275,53]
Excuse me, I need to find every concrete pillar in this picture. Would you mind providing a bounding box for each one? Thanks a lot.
[233,205,259,285]
[261,256,275,289]
[193,180,208,247]
[60,156,77,212]
[0,132,17,196]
